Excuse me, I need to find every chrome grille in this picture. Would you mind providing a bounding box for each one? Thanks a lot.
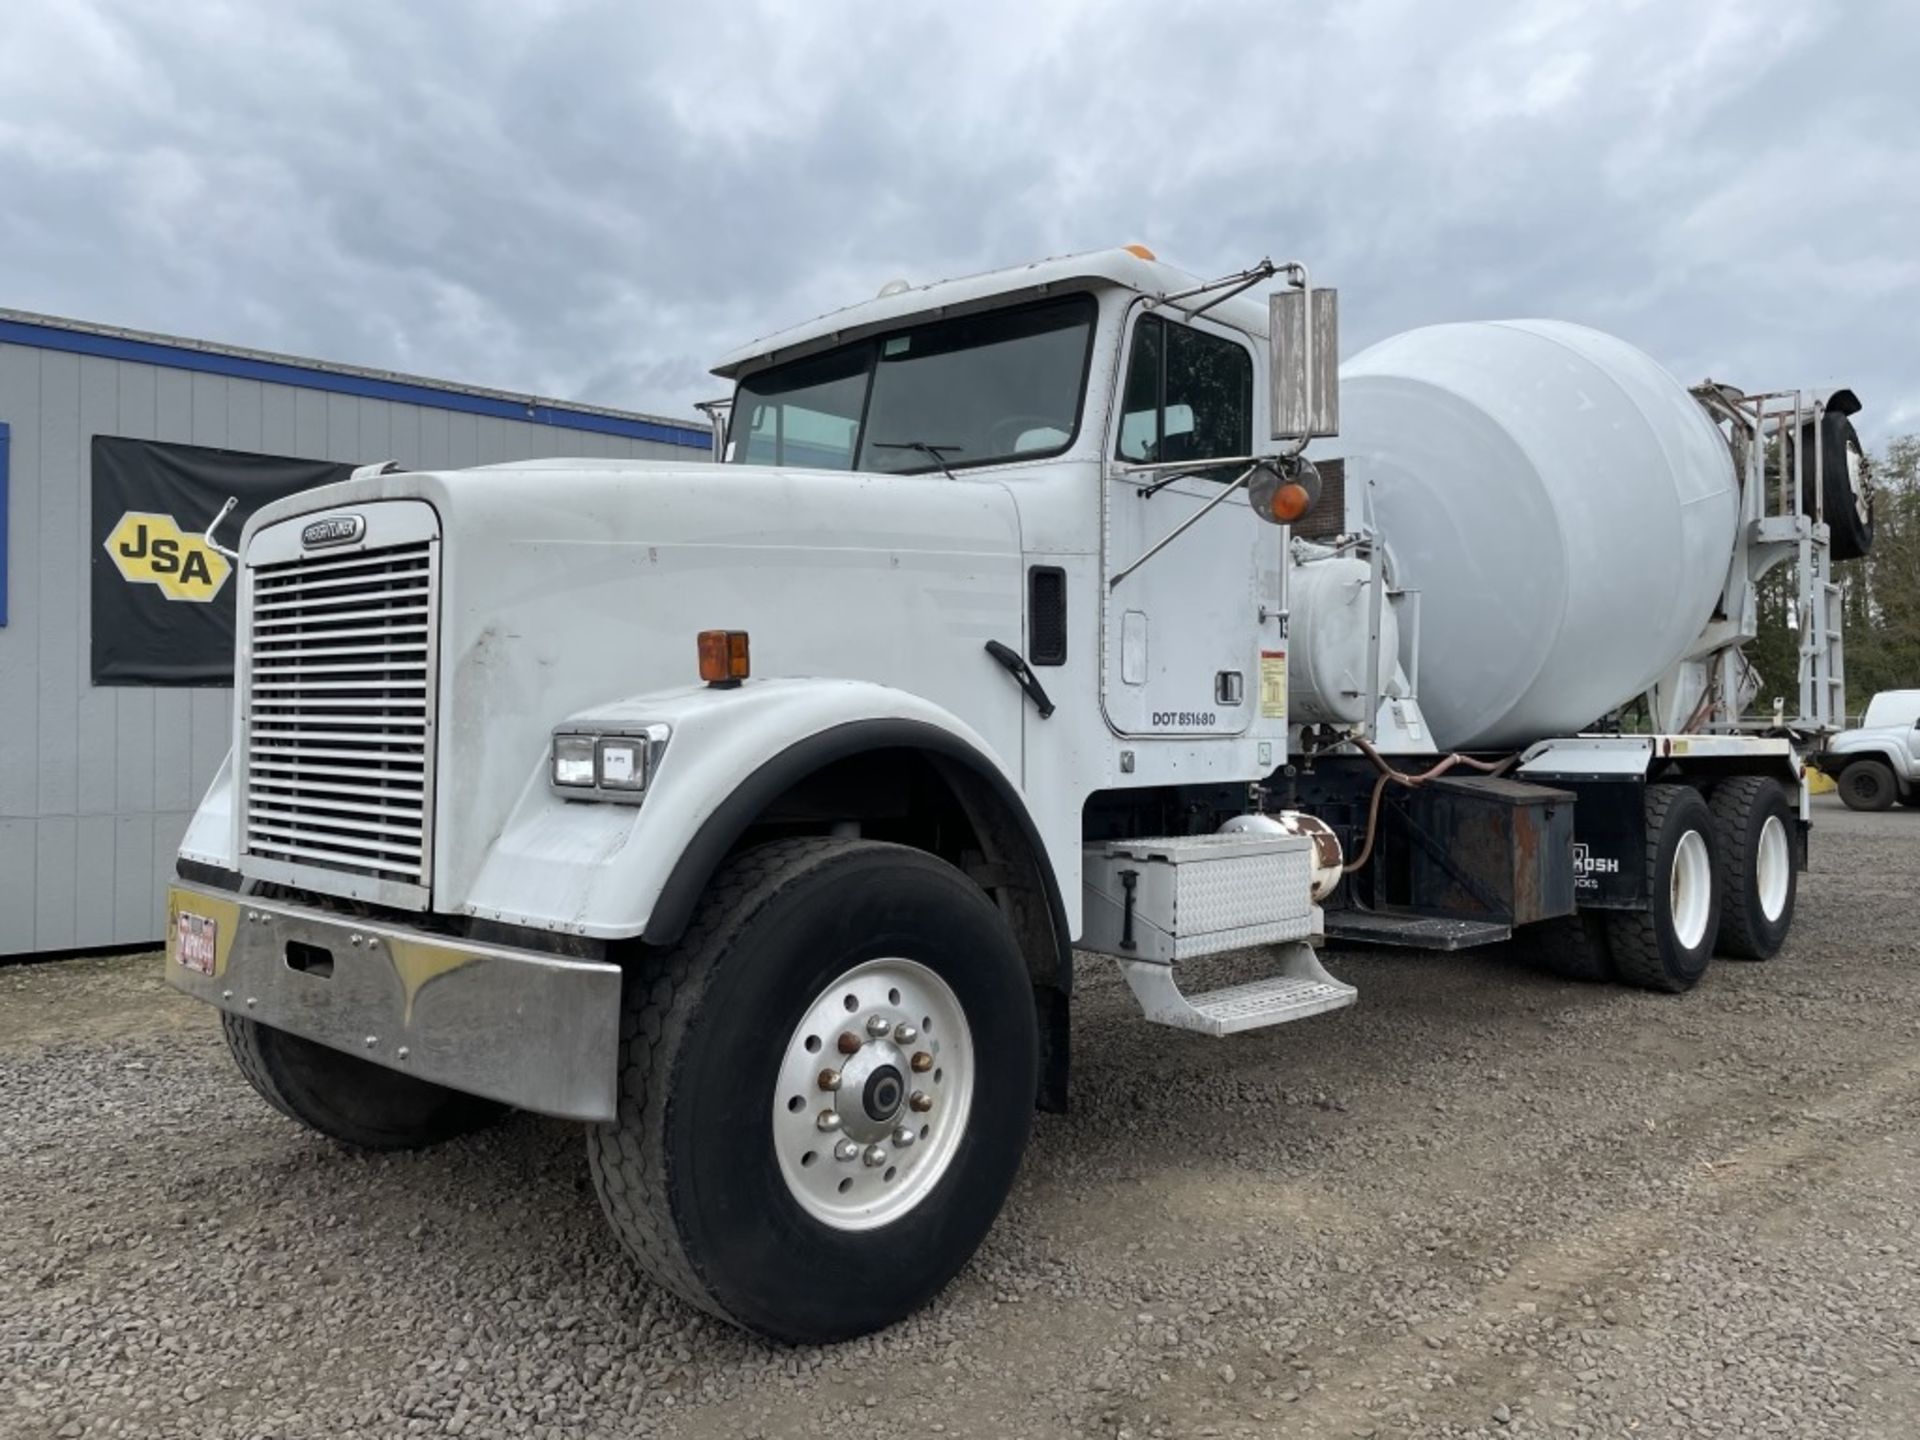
[242,538,438,892]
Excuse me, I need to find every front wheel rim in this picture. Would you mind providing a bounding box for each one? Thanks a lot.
[772,957,974,1232]
[1755,815,1791,923]
[1670,829,1712,951]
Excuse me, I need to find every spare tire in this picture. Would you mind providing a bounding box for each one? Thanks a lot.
[1798,404,1873,560]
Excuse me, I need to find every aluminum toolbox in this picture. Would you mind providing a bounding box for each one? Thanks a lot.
[1081,832,1316,964]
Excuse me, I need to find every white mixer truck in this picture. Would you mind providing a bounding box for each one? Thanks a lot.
[162,246,1867,1342]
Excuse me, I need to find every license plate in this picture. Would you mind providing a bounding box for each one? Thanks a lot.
[175,910,218,976]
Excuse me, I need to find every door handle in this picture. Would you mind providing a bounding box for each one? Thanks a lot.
[984,640,1056,719]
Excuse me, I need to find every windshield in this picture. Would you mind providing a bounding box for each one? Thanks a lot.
[728,293,1096,474]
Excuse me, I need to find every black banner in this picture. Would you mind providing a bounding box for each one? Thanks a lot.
[91,437,354,685]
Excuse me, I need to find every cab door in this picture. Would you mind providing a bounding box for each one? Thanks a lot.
[1100,308,1272,738]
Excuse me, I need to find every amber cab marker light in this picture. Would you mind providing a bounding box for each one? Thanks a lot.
[1123,243,1156,261]
[698,629,751,687]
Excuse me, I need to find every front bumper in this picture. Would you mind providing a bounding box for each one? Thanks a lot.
[164,884,623,1122]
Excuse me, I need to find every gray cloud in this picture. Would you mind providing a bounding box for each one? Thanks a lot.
[4,0,1916,436]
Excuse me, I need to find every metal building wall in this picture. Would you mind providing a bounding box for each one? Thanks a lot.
[0,320,707,956]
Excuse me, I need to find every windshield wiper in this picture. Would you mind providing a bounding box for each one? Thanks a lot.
[871,440,963,480]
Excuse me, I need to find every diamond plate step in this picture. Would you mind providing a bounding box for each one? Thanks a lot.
[1117,942,1357,1036]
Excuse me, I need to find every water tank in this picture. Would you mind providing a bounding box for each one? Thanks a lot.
[1288,554,1398,726]
[1334,320,1738,751]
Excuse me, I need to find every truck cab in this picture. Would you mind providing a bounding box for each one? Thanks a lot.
[163,245,1845,1343]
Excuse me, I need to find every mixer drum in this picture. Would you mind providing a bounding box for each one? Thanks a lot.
[1335,320,1739,751]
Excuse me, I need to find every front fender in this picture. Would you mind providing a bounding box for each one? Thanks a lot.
[458,678,1040,940]
[1818,734,1905,775]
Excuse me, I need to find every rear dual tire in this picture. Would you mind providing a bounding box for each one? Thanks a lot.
[1511,910,1614,983]
[1606,784,1721,993]
[1709,777,1796,961]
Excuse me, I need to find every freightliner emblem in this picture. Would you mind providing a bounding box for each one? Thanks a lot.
[301,514,366,549]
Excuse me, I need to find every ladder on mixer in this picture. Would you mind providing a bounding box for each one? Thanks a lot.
[1688,384,1851,736]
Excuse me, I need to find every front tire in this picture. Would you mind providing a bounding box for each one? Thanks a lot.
[588,838,1038,1344]
[1710,777,1797,960]
[222,1015,506,1150]
[1837,759,1897,812]
[1606,784,1720,993]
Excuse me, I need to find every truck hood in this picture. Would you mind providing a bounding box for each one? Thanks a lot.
[239,460,1027,913]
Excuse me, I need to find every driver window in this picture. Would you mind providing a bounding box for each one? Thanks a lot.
[1116,314,1253,466]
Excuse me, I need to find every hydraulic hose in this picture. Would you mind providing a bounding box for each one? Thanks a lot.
[1341,736,1518,875]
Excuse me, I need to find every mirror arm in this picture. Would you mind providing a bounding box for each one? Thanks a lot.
[1155,259,1283,319]
[1109,463,1258,590]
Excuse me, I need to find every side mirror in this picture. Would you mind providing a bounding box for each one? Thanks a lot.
[1270,287,1340,442]
[1248,457,1322,527]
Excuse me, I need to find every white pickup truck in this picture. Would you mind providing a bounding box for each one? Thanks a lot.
[1815,690,1920,810]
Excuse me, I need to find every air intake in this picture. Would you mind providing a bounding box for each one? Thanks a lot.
[1028,566,1067,666]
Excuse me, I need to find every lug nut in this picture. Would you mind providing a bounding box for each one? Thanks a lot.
[909,1091,933,1113]
[865,1014,892,1038]
[911,1051,933,1073]
[834,1139,860,1162]
[817,1068,842,1091]
[862,1144,888,1167]
[894,1024,918,1044]
[892,1126,917,1147]
[815,1110,843,1133]
[837,1032,862,1055]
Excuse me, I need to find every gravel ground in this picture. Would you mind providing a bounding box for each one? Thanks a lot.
[4,794,1918,1440]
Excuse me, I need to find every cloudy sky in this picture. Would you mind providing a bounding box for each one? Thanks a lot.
[4,0,1917,437]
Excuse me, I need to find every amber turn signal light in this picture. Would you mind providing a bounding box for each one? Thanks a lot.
[1248,458,1323,528]
[698,630,751,686]
[1267,482,1314,523]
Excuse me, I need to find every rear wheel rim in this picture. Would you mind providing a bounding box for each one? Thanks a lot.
[1670,829,1712,951]
[772,957,974,1232]
[1755,814,1791,923]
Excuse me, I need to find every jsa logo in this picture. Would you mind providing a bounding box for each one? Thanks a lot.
[104,512,233,602]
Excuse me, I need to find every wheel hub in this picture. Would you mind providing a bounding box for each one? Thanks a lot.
[1756,814,1791,923]
[1670,828,1712,951]
[863,1065,904,1121]
[834,1040,910,1142]
[772,957,973,1232]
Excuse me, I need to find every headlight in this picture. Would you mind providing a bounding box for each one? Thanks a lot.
[596,736,649,790]
[550,724,669,802]
[552,735,597,788]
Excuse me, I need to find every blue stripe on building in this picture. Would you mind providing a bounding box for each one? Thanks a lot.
[0,317,710,450]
